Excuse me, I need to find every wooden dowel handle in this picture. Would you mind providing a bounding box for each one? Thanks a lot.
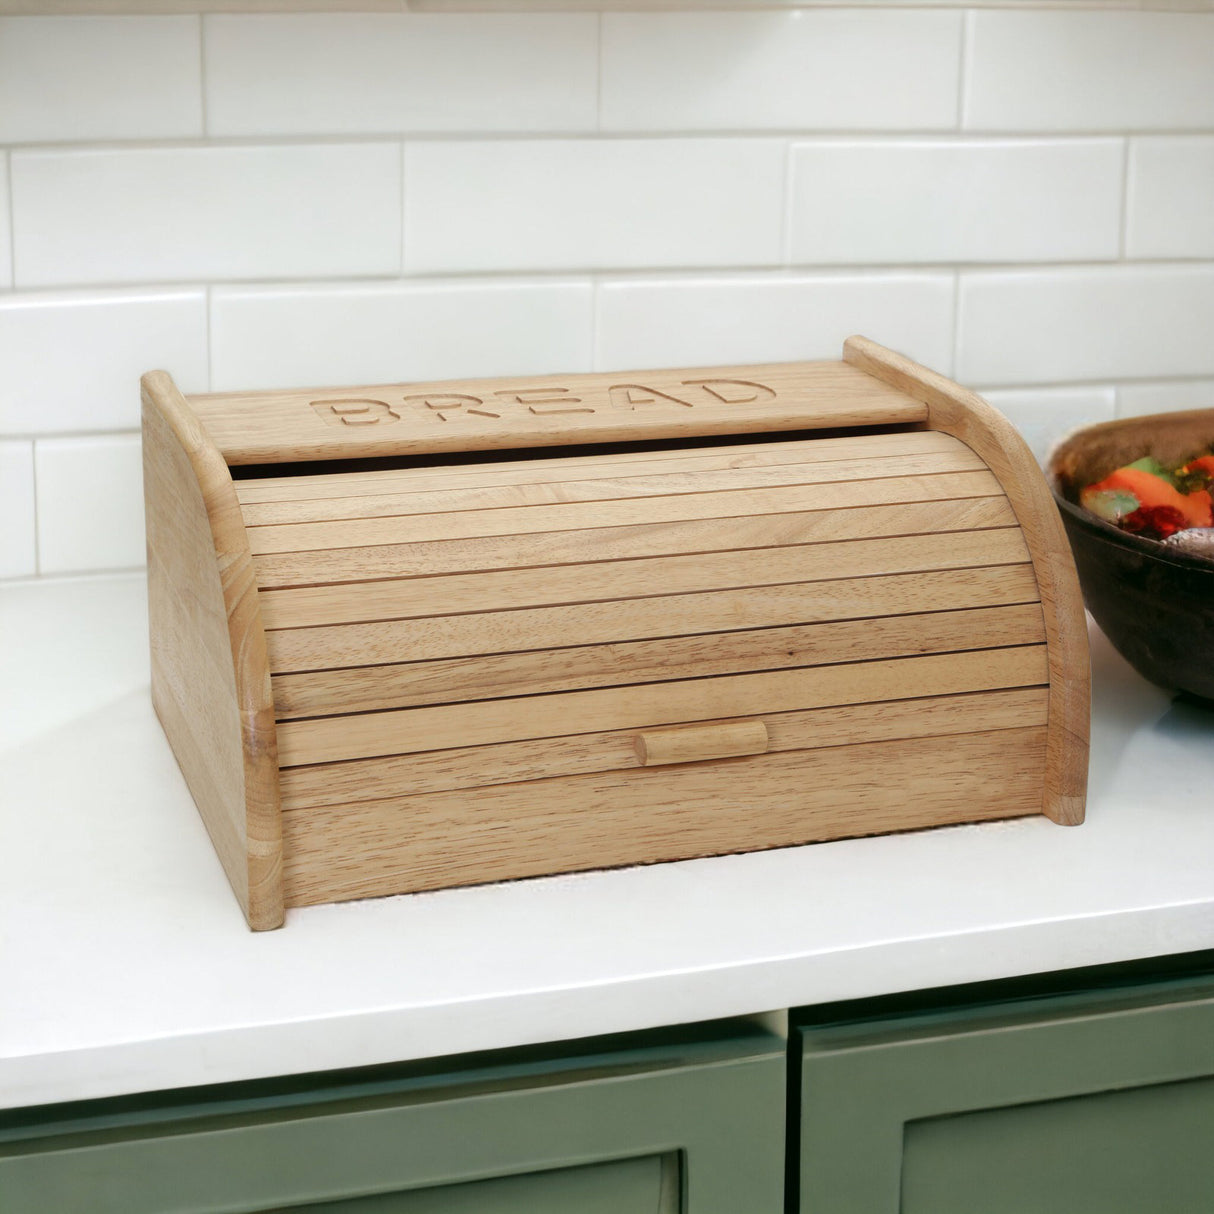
[634,720,769,767]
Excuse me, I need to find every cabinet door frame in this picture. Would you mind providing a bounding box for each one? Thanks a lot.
[797,979,1214,1212]
[0,1024,785,1214]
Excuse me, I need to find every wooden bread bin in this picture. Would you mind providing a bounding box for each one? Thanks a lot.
[142,337,1089,930]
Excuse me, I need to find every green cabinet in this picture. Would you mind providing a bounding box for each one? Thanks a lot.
[7,959,1214,1213]
[794,970,1214,1214]
[0,1021,785,1214]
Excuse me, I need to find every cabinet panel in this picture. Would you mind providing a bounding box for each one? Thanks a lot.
[902,1077,1214,1214]
[0,1022,779,1214]
[271,1154,674,1214]
[795,974,1214,1213]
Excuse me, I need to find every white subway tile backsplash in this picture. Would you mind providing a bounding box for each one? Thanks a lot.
[10,144,402,288]
[1127,138,1214,261]
[980,386,1116,465]
[0,291,207,437]
[0,441,36,578]
[789,140,1122,266]
[1117,380,1214,418]
[601,10,961,132]
[965,11,1214,132]
[0,16,202,144]
[596,272,954,373]
[211,279,593,392]
[35,434,144,575]
[204,14,597,137]
[2,6,1214,584]
[958,266,1214,386]
[403,140,785,274]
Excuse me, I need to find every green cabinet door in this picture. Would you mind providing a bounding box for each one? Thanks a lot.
[794,971,1214,1214]
[0,1020,784,1214]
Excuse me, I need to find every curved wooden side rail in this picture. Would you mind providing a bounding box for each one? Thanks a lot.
[142,370,284,929]
[843,337,1089,826]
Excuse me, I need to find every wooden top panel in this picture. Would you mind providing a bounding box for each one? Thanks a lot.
[188,361,928,466]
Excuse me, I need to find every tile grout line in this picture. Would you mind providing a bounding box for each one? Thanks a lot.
[7,131,1214,155]
[955,9,970,133]
[5,148,15,289]
[1119,136,1133,261]
[399,141,407,277]
[780,142,796,267]
[589,274,601,371]
[30,431,40,576]
[204,283,214,392]
[197,13,209,139]
[9,257,1214,298]
[595,11,604,136]
[951,267,963,379]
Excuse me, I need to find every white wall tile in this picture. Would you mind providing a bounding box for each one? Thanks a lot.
[965,11,1214,132]
[211,279,593,391]
[404,140,785,274]
[958,266,1214,386]
[11,144,402,288]
[0,290,207,437]
[1127,138,1214,261]
[0,16,202,143]
[35,434,144,575]
[204,13,597,136]
[981,386,1116,465]
[1117,380,1214,418]
[0,155,11,289]
[0,441,36,578]
[596,272,954,373]
[790,139,1122,266]
[601,11,961,132]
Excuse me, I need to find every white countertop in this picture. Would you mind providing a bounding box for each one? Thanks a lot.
[2,573,1212,1111]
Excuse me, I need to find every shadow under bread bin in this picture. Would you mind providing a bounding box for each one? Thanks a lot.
[142,337,1090,930]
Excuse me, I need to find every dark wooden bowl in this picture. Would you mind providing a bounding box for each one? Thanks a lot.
[1048,408,1214,703]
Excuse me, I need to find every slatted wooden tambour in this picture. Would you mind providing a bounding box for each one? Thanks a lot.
[142,337,1089,930]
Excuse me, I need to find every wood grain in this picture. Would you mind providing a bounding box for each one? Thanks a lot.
[281,728,1047,906]
[279,688,1049,809]
[251,496,1018,589]
[234,429,969,505]
[142,372,283,930]
[142,345,1086,923]
[276,645,1048,767]
[239,448,986,526]
[245,471,1003,555]
[843,336,1090,825]
[193,361,928,465]
[271,603,1047,720]
[265,565,1041,674]
[259,528,1029,631]
[635,720,770,766]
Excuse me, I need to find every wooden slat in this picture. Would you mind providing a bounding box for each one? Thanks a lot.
[276,644,1048,767]
[234,429,967,504]
[260,528,1030,631]
[281,727,1047,906]
[252,496,1018,590]
[191,360,927,465]
[266,564,1042,675]
[279,688,1049,809]
[247,470,1003,555]
[240,448,986,526]
[271,604,1046,719]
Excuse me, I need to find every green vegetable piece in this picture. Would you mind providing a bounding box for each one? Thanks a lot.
[1123,456,1176,486]
[1079,486,1140,523]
